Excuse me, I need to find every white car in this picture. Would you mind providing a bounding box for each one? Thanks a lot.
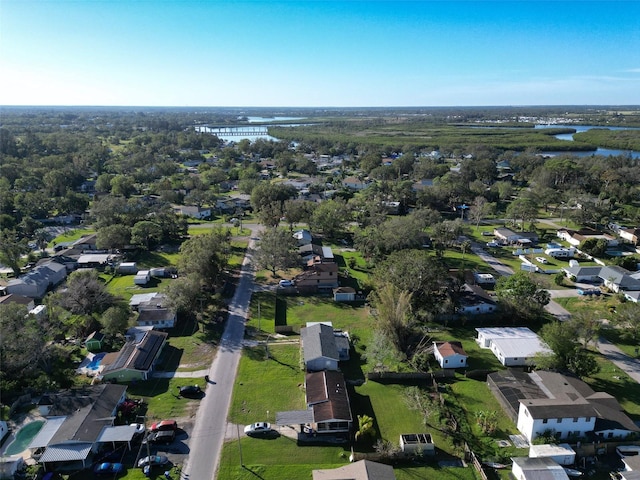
[244,422,273,436]
[279,280,294,287]
[486,241,500,247]
[535,257,548,264]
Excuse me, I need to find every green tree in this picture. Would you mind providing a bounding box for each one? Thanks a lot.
[131,221,163,250]
[178,229,230,290]
[495,271,550,318]
[57,269,115,316]
[96,224,131,250]
[100,305,131,336]
[370,284,414,352]
[354,414,376,443]
[0,229,30,276]
[310,198,351,238]
[253,228,299,276]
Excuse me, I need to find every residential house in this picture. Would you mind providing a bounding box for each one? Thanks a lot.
[494,228,521,244]
[4,261,67,299]
[458,284,498,315]
[301,323,344,371]
[312,460,396,480]
[619,228,640,246]
[27,384,129,472]
[342,176,370,190]
[511,457,569,480]
[84,331,105,352]
[562,265,602,283]
[99,330,168,382]
[487,369,640,442]
[476,327,551,367]
[305,370,352,433]
[77,254,113,269]
[137,303,177,329]
[0,293,35,310]
[557,228,618,248]
[129,292,162,311]
[433,341,468,369]
[72,234,98,251]
[173,205,212,219]
[294,261,339,292]
[599,265,640,292]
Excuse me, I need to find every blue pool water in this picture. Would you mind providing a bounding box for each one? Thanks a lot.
[87,353,106,370]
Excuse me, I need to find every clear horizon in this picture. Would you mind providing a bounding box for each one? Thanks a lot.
[2,1,639,107]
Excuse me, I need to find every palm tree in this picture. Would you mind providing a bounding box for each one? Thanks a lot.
[355,414,376,443]
[460,240,472,272]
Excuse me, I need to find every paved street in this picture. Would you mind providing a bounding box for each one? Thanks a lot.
[596,336,640,384]
[181,227,259,480]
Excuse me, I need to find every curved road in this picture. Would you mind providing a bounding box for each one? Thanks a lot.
[182,228,259,480]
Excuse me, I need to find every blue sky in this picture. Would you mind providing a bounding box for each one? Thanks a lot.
[1,0,639,107]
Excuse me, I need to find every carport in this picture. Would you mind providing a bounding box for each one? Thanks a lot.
[275,410,314,429]
[96,424,139,450]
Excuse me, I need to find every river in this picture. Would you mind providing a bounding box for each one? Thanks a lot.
[534,124,640,158]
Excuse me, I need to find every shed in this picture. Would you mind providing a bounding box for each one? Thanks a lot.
[511,457,569,480]
[117,262,138,274]
[85,331,105,352]
[433,341,468,369]
[333,286,356,302]
[134,270,151,285]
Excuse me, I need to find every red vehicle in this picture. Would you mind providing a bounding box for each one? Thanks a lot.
[149,420,178,432]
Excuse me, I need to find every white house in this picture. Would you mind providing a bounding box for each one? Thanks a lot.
[433,341,468,369]
[458,284,497,315]
[343,176,370,190]
[476,327,551,366]
[494,228,521,244]
[514,371,639,442]
[173,205,212,219]
[511,457,569,480]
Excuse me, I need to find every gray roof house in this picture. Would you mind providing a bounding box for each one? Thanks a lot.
[28,384,128,471]
[4,261,67,299]
[599,265,640,292]
[301,323,340,371]
[562,265,603,283]
[313,459,396,480]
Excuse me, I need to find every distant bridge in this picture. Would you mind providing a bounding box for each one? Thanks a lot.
[195,125,269,136]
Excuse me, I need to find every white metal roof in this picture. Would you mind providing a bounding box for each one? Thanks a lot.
[28,416,66,449]
[38,443,92,463]
[494,337,552,358]
[96,424,137,443]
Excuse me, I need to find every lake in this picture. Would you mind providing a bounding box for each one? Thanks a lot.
[535,124,640,158]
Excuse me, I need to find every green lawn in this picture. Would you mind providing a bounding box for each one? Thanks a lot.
[229,344,306,426]
[48,227,95,247]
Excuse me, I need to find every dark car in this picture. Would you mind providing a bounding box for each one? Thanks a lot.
[94,462,125,475]
[178,385,202,398]
[143,430,176,445]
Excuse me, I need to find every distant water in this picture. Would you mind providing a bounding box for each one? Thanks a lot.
[535,124,640,158]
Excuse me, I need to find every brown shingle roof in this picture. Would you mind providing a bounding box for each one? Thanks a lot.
[306,371,352,423]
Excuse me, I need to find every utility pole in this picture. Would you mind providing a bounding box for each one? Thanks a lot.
[236,424,244,468]
[258,302,261,332]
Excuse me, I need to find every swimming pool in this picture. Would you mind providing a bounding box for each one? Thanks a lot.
[4,420,44,455]
[87,352,106,370]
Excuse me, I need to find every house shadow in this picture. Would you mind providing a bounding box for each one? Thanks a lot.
[348,387,380,453]
[156,344,184,372]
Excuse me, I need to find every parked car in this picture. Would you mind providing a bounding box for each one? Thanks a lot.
[137,455,169,468]
[130,423,145,435]
[535,257,548,264]
[149,420,178,432]
[278,280,294,287]
[178,385,202,398]
[244,422,274,437]
[143,430,176,445]
[577,288,601,296]
[486,241,500,247]
[616,445,640,457]
[94,462,125,475]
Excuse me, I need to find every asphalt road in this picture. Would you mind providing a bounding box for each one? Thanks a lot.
[181,229,258,480]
